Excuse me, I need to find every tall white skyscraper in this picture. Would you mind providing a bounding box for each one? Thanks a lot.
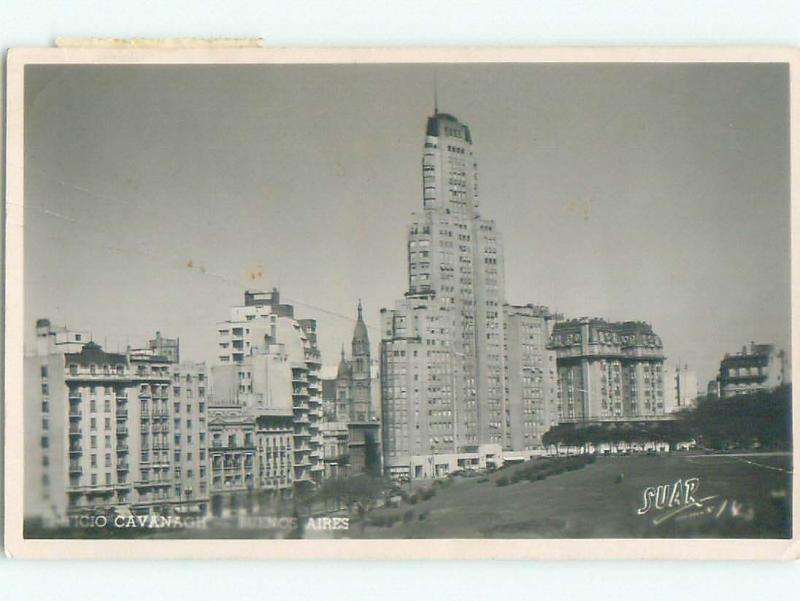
[381,111,507,476]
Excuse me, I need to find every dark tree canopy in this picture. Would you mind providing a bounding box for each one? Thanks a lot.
[542,385,791,451]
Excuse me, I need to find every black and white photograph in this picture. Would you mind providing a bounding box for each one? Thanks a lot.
[4,48,797,559]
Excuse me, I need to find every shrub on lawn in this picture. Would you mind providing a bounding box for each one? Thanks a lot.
[419,487,437,501]
[496,476,510,487]
[496,454,596,487]
[403,510,415,523]
[370,515,399,528]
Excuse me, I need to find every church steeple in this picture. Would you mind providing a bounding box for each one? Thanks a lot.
[351,299,369,359]
[349,300,372,421]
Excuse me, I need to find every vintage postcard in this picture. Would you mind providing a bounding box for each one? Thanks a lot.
[4,47,798,559]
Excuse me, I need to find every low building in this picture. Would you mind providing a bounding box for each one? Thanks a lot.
[718,342,789,399]
[389,443,503,481]
[207,402,294,517]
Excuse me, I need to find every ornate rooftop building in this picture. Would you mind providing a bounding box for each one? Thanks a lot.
[547,318,666,421]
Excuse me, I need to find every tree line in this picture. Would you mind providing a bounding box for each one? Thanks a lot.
[541,384,791,452]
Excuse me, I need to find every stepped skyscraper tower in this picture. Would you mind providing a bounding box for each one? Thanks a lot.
[381,111,507,476]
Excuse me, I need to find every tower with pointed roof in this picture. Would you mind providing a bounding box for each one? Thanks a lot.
[350,300,372,421]
[333,301,373,422]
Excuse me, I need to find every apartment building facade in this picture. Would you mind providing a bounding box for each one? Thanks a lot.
[502,304,561,449]
[25,319,209,527]
[213,289,324,490]
[717,342,789,399]
[547,318,666,421]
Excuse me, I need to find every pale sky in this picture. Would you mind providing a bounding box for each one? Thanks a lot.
[24,63,790,386]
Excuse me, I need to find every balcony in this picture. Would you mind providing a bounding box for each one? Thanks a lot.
[68,445,83,455]
[116,409,128,419]
[69,409,82,419]
[68,424,82,435]
[116,462,130,472]
[117,425,129,435]
[68,463,83,475]
[134,479,171,488]
[116,444,129,453]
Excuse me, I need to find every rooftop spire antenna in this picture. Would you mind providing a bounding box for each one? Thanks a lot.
[434,71,439,115]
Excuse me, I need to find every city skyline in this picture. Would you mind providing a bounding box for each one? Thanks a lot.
[24,63,791,386]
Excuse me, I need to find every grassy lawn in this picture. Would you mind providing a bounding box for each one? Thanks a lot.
[25,452,791,540]
[354,452,792,539]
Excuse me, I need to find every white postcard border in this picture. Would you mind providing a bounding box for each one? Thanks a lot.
[4,46,799,560]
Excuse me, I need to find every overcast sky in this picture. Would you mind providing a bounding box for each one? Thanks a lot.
[24,62,790,386]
